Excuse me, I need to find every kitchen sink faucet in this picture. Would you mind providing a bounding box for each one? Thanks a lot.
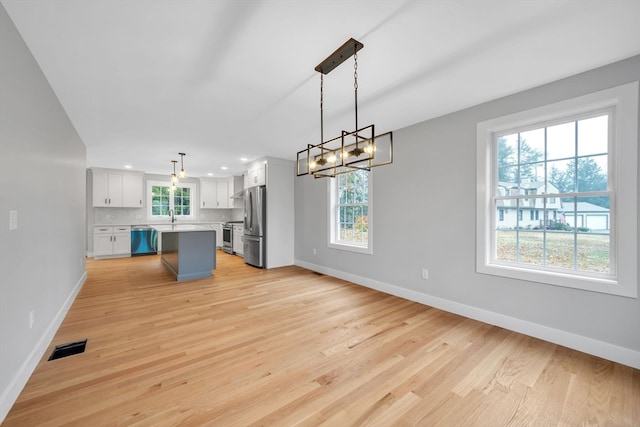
[169,209,176,223]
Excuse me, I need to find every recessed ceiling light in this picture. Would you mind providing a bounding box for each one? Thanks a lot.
[221,166,228,170]
[207,172,214,176]
[124,165,132,169]
[240,157,248,162]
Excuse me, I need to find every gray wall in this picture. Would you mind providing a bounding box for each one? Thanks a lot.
[295,56,640,367]
[0,3,87,420]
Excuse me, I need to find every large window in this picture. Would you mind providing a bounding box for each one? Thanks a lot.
[328,169,372,254]
[147,180,196,220]
[495,112,611,273]
[477,82,637,298]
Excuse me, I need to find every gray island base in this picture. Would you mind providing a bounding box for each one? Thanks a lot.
[152,225,216,281]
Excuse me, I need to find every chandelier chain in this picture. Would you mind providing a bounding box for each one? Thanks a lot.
[353,51,358,90]
[320,73,324,144]
[354,50,359,132]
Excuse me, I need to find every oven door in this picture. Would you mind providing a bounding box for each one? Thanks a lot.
[222,226,233,253]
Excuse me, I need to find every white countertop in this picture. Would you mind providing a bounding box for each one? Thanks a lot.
[94,221,226,228]
[150,224,214,232]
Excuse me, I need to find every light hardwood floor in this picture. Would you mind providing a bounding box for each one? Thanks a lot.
[4,252,639,426]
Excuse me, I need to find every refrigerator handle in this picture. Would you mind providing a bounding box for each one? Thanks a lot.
[249,191,253,230]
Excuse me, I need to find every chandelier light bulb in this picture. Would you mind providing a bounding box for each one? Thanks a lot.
[170,160,179,185]
[178,153,187,179]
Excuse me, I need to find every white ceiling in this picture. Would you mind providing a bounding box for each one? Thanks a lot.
[2,0,639,177]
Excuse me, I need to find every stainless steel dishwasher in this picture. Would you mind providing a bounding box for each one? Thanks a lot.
[131,225,158,256]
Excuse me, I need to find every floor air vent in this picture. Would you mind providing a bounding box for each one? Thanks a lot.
[48,339,87,361]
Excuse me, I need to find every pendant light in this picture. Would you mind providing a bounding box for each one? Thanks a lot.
[296,38,393,178]
[170,160,179,189]
[178,152,187,179]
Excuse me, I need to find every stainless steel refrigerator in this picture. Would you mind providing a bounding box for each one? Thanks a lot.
[243,185,266,267]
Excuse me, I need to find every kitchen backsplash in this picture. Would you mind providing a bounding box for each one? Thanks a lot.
[94,207,242,225]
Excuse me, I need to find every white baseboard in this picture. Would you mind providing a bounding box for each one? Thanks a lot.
[295,259,640,370]
[0,271,87,423]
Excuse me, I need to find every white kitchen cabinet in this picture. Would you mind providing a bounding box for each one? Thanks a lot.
[122,174,143,207]
[200,179,218,208]
[92,169,142,208]
[244,164,266,188]
[217,179,230,208]
[232,225,244,255]
[94,226,131,258]
[93,171,121,207]
[200,178,234,209]
[212,223,223,247]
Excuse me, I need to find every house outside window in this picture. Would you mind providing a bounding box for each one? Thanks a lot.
[328,169,372,254]
[476,82,638,298]
[147,180,196,220]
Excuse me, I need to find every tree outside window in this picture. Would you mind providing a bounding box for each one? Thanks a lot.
[329,169,372,253]
[148,181,195,219]
[477,82,638,298]
[495,113,610,274]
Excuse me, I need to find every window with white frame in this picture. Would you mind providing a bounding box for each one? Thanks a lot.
[476,82,638,298]
[328,169,372,254]
[147,180,196,220]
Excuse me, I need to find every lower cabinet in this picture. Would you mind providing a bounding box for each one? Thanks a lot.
[94,226,131,258]
[232,225,244,256]
[213,223,223,248]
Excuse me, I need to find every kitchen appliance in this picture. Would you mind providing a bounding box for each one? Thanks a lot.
[243,185,266,267]
[131,225,158,255]
[222,221,243,254]
[222,223,233,254]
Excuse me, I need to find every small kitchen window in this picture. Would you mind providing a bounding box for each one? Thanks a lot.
[147,180,196,220]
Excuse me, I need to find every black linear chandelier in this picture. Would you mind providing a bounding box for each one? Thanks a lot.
[297,38,393,178]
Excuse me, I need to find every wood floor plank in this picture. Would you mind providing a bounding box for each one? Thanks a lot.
[3,252,639,426]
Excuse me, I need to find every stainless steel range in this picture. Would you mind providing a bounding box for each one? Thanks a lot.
[222,221,243,254]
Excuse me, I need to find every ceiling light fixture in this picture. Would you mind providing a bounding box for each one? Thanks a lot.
[178,152,187,179]
[170,160,179,189]
[297,38,393,178]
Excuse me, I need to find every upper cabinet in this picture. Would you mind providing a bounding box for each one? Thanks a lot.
[244,164,266,189]
[217,179,231,208]
[122,174,143,207]
[200,179,218,209]
[200,177,235,209]
[92,169,143,208]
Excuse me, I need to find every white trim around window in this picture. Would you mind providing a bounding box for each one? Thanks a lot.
[476,81,638,298]
[327,169,373,255]
[146,180,197,221]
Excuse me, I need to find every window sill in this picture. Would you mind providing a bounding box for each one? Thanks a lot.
[329,242,372,255]
[477,262,636,298]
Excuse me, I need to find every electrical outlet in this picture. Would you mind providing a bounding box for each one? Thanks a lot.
[29,310,35,329]
[421,269,429,280]
[313,248,317,255]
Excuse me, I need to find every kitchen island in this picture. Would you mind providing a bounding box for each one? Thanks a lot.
[151,224,216,281]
